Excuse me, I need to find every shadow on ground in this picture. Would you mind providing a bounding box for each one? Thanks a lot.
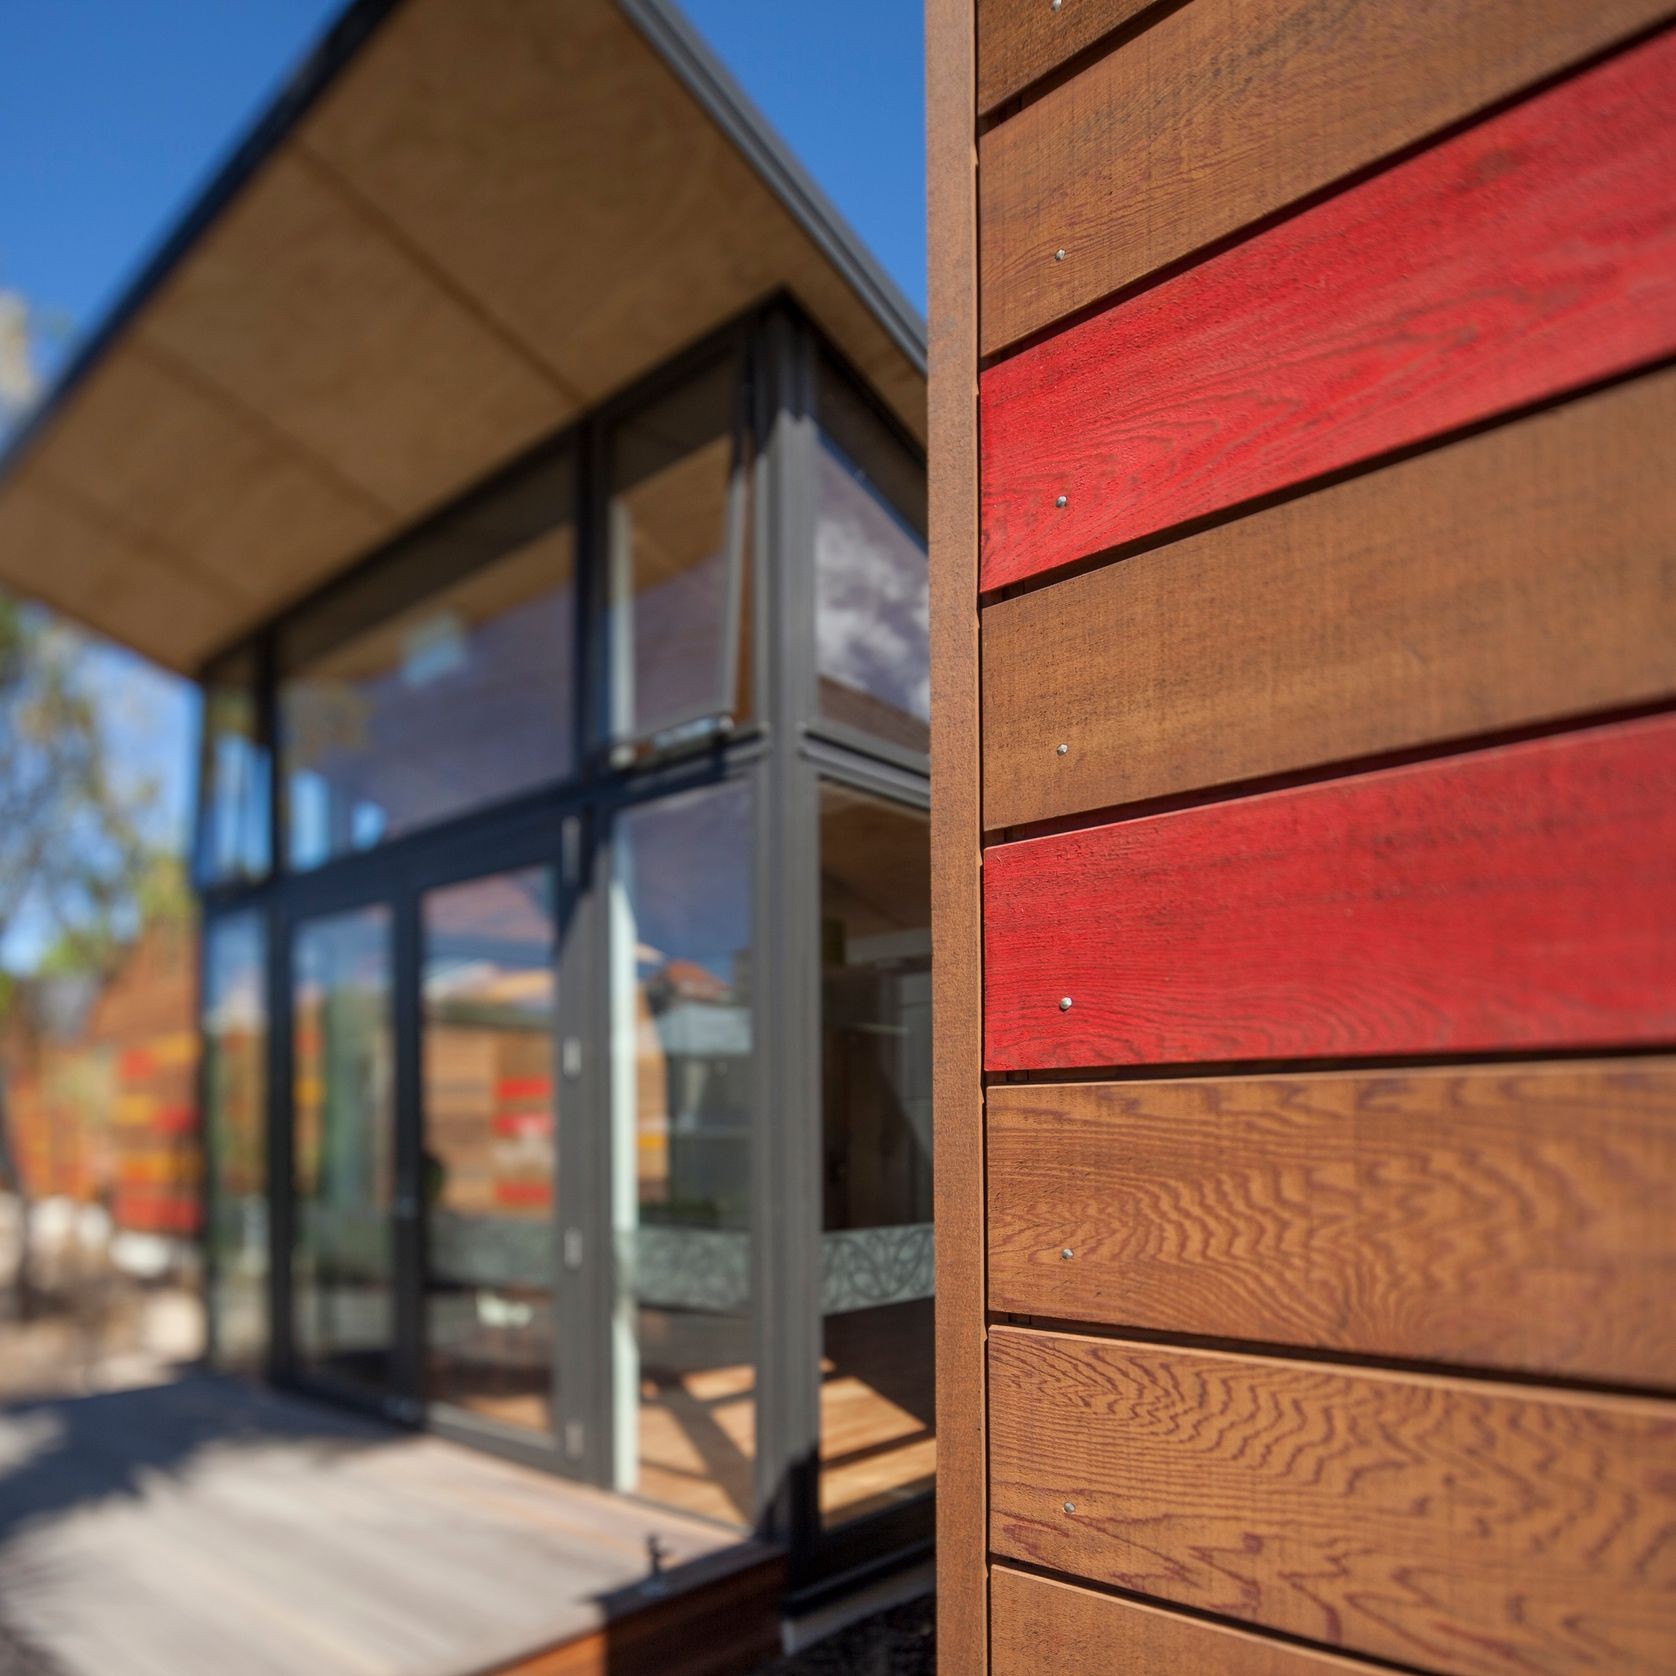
[0,1373,392,1553]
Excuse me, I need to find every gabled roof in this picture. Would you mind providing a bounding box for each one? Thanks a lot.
[0,0,926,674]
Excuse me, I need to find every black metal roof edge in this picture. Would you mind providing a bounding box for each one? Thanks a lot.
[0,0,410,492]
[616,0,928,377]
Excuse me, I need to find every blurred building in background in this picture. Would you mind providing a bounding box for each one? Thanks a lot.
[0,1,929,1667]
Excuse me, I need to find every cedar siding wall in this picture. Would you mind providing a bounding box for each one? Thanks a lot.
[928,4,1676,1672]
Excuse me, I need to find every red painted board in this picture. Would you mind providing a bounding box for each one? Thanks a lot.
[983,714,1676,1071]
[979,29,1676,592]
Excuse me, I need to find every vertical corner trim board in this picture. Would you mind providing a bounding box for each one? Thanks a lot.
[925,0,985,1669]
[978,26,1676,591]
[976,0,1675,356]
[986,1063,1676,1387]
[983,711,1676,1071]
[987,1330,1676,1675]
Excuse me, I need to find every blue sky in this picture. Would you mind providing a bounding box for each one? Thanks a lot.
[0,0,925,968]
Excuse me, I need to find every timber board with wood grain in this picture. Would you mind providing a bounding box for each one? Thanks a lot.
[991,1567,1384,1674]
[979,30,1676,590]
[977,0,1674,354]
[983,712,1676,1071]
[987,1062,1676,1386]
[927,0,988,1667]
[981,368,1676,830]
[989,1329,1676,1674]
[976,0,1161,115]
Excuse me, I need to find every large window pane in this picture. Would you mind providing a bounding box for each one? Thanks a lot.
[292,906,394,1396]
[196,648,270,884]
[814,360,929,757]
[610,779,755,1525]
[282,463,576,869]
[204,911,267,1366]
[422,870,557,1437]
[607,356,750,753]
[816,784,933,1527]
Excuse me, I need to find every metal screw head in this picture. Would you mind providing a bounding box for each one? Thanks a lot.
[1055,494,1067,508]
[1053,247,1066,262]
[1063,1501,1076,1514]
[1051,1,1063,13]
[1059,996,1073,1012]
[1060,1247,1074,1261]
[1056,743,1069,757]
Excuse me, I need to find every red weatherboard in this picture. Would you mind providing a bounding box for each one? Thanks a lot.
[983,714,1676,1071]
[978,28,1676,591]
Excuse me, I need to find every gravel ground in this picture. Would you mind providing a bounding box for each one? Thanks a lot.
[752,1596,935,1676]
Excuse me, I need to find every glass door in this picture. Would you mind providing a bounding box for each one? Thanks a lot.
[289,904,397,1400]
[419,867,561,1445]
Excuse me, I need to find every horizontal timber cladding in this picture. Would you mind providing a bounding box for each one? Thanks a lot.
[988,1329,1676,1675]
[976,0,1674,356]
[978,28,1676,591]
[991,1568,1381,1675]
[987,1063,1676,1387]
[982,712,1676,1071]
[980,368,1676,830]
[975,0,1160,115]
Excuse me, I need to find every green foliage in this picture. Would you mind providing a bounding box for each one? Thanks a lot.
[0,589,160,1013]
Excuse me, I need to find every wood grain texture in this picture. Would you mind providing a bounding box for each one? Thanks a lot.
[992,1567,1381,1674]
[976,0,1160,115]
[979,30,1676,589]
[989,1331,1676,1674]
[983,713,1676,1071]
[977,0,1674,354]
[926,0,987,1667]
[980,368,1676,830]
[988,1062,1676,1386]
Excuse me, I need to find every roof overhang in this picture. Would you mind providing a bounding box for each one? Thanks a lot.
[0,0,926,674]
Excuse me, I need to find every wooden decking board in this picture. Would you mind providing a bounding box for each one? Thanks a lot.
[0,1374,762,1676]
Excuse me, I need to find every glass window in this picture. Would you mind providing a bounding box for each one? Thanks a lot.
[204,910,268,1366]
[196,648,270,884]
[281,460,576,870]
[422,869,557,1437]
[610,779,755,1525]
[292,905,395,1396]
[607,356,751,754]
[816,783,933,1527]
[814,359,929,757]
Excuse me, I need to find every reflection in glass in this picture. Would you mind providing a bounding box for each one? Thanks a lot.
[292,906,394,1396]
[204,911,267,1366]
[197,649,270,885]
[422,870,557,1436]
[815,361,929,756]
[607,356,749,750]
[611,780,755,1525]
[282,481,576,870]
[817,784,934,1526]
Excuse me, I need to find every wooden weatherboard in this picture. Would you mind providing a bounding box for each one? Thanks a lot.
[977,0,1673,354]
[931,0,1676,1667]
[988,1063,1676,1386]
[981,368,1676,830]
[989,1330,1676,1675]
[992,1568,1385,1675]
[979,27,1676,591]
